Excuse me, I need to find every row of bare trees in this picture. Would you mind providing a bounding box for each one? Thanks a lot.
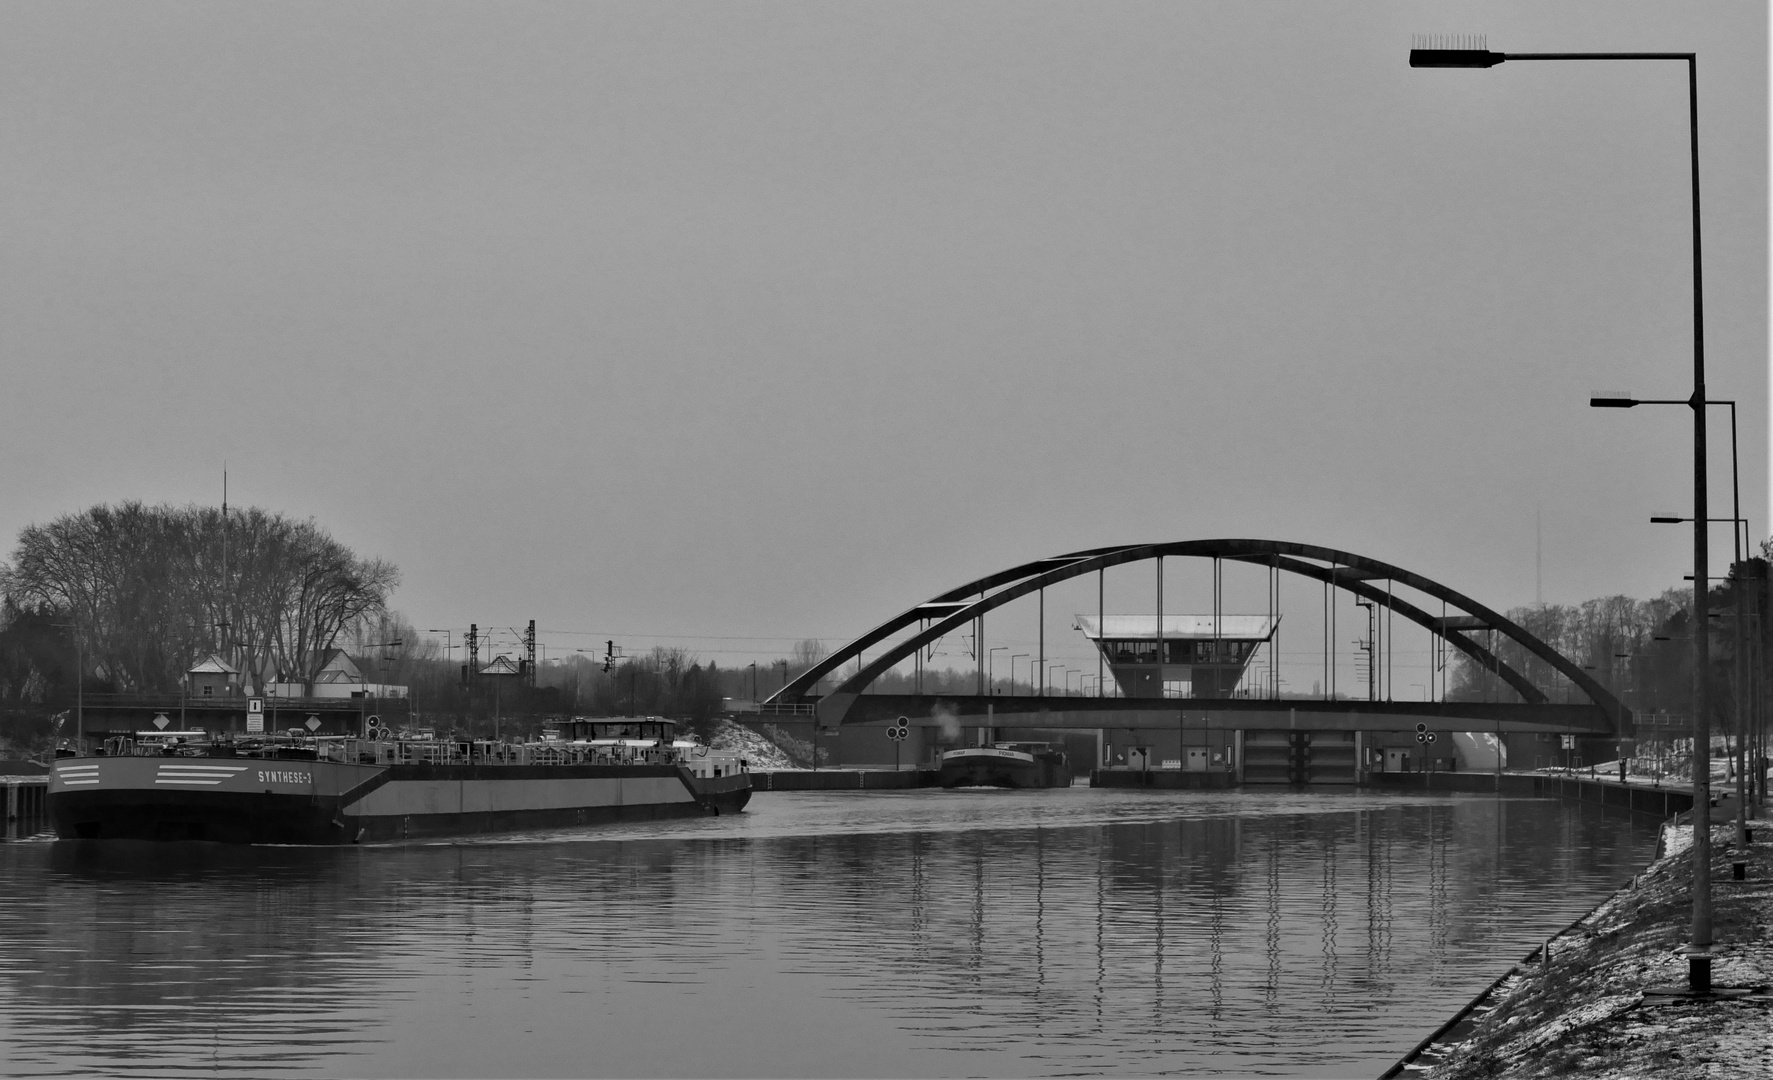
[1450,555,1771,724]
[1,502,397,695]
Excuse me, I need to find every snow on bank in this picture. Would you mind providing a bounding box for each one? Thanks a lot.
[1426,822,1772,1080]
[708,719,796,770]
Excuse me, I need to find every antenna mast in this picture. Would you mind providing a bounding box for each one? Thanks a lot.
[220,468,229,658]
[1535,505,1543,607]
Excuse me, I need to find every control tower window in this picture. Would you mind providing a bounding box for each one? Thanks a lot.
[1110,641,1158,664]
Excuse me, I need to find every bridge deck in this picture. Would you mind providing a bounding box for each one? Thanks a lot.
[811,694,1616,735]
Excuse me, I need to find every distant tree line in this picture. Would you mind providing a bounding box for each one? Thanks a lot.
[1448,552,1772,729]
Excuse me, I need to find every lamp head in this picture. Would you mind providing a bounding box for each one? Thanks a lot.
[1410,34,1503,68]
[1649,515,1684,524]
[1590,390,1637,408]
[1410,49,1505,68]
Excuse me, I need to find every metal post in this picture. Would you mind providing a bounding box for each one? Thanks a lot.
[1155,556,1163,699]
[74,630,82,751]
[976,607,984,696]
[1212,556,1221,697]
[1683,55,1712,985]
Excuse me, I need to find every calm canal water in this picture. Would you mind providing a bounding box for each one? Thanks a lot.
[0,788,1658,1078]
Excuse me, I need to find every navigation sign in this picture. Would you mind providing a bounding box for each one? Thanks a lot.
[1414,723,1435,745]
[305,716,322,733]
[247,698,263,715]
[152,713,170,730]
[1561,735,1576,750]
[246,697,265,733]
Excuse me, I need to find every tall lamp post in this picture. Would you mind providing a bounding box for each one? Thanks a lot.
[1609,394,1751,853]
[988,647,1008,695]
[51,622,83,751]
[1413,41,1717,994]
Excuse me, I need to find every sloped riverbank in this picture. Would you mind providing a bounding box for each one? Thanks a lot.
[1408,819,1772,1080]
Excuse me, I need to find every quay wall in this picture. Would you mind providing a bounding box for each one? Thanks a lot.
[1366,770,1694,817]
[1090,769,1236,790]
[751,769,938,791]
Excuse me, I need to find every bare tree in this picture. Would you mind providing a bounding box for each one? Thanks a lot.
[2,503,397,695]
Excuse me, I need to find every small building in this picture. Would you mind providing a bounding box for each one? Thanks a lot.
[185,655,240,699]
[1075,614,1278,699]
[269,649,408,700]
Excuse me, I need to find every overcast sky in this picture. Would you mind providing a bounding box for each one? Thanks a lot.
[0,2,1764,674]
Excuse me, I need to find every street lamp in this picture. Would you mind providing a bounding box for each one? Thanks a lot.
[1597,396,1745,557]
[1010,654,1029,697]
[988,647,1008,695]
[1417,39,1718,994]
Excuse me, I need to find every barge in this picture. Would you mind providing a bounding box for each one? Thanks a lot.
[939,742,1072,789]
[48,717,750,844]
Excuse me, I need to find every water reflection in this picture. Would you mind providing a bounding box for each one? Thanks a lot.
[0,789,1656,1078]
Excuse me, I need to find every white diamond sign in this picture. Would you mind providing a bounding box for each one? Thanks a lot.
[152,713,170,730]
[305,716,321,732]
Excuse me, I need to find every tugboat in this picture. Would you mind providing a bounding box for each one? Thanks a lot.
[939,742,1072,789]
[47,716,750,844]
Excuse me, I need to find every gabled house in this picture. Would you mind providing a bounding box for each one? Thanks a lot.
[269,648,408,700]
[186,655,240,699]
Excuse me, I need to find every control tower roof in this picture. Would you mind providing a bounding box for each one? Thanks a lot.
[1075,615,1277,642]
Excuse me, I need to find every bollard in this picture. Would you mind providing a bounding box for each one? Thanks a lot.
[1690,953,1712,994]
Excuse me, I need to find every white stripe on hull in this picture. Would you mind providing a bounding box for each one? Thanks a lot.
[342,775,697,818]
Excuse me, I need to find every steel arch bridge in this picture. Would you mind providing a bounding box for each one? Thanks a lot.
[764,539,1627,737]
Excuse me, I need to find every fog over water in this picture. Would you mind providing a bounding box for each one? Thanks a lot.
[0,789,1659,1077]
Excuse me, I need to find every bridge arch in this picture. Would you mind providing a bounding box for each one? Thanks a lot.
[766,539,1627,733]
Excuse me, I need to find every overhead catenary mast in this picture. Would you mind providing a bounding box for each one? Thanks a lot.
[220,467,228,662]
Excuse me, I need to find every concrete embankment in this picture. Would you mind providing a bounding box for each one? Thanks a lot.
[1380,775,1769,1080]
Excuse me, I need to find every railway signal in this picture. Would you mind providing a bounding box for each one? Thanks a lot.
[887,717,911,770]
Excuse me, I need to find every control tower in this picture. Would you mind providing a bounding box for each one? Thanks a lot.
[1075,615,1278,699]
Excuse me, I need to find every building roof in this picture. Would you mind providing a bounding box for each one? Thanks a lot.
[315,649,363,682]
[187,655,239,675]
[1074,615,1278,642]
[480,655,524,676]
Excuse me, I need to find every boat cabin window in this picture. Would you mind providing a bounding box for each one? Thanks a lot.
[559,717,677,742]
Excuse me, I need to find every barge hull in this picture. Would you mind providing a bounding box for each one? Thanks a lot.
[49,758,750,845]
